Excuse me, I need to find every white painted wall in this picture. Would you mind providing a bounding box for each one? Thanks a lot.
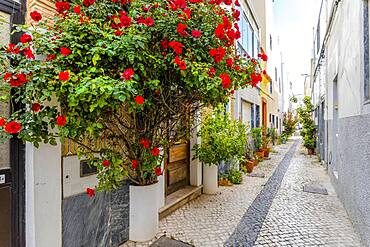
[26,142,62,247]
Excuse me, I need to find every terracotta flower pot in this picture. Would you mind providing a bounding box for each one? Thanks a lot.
[307,148,315,155]
[253,159,259,166]
[255,151,264,159]
[245,160,254,173]
[262,148,270,158]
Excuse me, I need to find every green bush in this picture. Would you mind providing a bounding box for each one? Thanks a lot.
[223,168,243,184]
[193,105,247,166]
[251,127,262,151]
[297,96,317,149]
[282,110,297,138]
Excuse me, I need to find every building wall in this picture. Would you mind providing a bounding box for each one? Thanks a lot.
[317,0,370,245]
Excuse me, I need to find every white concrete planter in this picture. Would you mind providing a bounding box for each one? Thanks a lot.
[129,182,159,242]
[203,164,218,194]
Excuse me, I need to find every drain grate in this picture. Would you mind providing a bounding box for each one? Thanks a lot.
[248,173,266,178]
[303,185,328,195]
[150,236,194,247]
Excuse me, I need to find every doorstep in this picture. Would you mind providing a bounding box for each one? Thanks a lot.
[159,185,203,220]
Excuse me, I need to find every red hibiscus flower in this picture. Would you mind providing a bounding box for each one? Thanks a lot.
[176,23,188,37]
[174,56,187,70]
[139,138,150,148]
[155,167,162,176]
[151,147,160,157]
[102,160,110,167]
[208,67,216,77]
[209,46,226,63]
[83,0,96,7]
[46,54,56,61]
[115,30,123,36]
[55,2,70,14]
[32,103,41,112]
[20,33,32,44]
[191,30,201,38]
[59,71,70,81]
[0,118,6,126]
[60,47,71,56]
[73,5,81,14]
[219,73,231,89]
[258,53,268,61]
[4,121,22,134]
[9,74,28,87]
[226,58,233,68]
[168,41,184,55]
[23,47,35,60]
[144,17,154,26]
[56,115,67,126]
[7,44,20,54]
[30,11,42,22]
[86,188,95,197]
[122,68,134,80]
[131,160,137,169]
[135,95,145,105]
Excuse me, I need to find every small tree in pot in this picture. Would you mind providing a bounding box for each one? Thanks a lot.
[297,96,317,154]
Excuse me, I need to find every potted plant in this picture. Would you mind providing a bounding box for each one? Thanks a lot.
[0,0,261,242]
[194,106,247,194]
[251,128,264,158]
[297,97,317,155]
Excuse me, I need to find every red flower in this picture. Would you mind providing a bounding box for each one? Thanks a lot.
[176,23,188,37]
[30,11,42,22]
[135,95,145,105]
[102,160,110,167]
[251,73,262,87]
[219,73,231,89]
[168,41,184,55]
[23,47,35,60]
[191,30,201,38]
[55,2,70,14]
[4,121,22,134]
[86,188,95,197]
[232,9,240,21]
[258,53,268,61]
[151,147,160,157]
[115,30,123,36]
[234,65,240,71]
[120,14,132,28]
[60,47,71,56]
[59,71,70,81]
[235,0,240,6]
[160,40,168,49]
[7,44,20,54]
[209,46,226,63]
[226,58,233,68]
[208,67,216,77]
[215,24,226,40]
[20,33,32,44]
[131,160,137,169]
[0,118,6,126]
[46,54,56,61]
[9,74,28,87]
[139,138,150,148]
[32,103,41,112]
[56,115,67,126]
[144,17,154,26]
[73,5,81,14]
[83,0,96,7]
[174,56,187,70]
[155,167,162,176]
[231,89,235,95]
[122,68,134,80]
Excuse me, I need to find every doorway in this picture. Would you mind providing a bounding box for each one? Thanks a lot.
[332,76,339,168]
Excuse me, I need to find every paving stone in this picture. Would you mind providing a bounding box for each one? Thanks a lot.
[303,184,328,195]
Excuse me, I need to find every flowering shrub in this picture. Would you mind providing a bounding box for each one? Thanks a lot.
[0,0,261,191]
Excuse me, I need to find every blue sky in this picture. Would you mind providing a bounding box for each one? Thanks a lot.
[274,0,322,98]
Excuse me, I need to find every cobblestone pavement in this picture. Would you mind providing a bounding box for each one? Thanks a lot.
[122,138,363,247]
[253,141,362,247]
[122,140,295,247]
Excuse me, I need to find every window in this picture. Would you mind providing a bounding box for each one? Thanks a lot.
[251,104,255,128]
[279,78,281,93]
[270,80,273,94]
[276,117,279,128]
[316,21,321,55]
[255,105,260,127]
[269,35,273,50]
[238,9,257,57]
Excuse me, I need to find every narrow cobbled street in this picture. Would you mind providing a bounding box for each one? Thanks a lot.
[124,138,362,247]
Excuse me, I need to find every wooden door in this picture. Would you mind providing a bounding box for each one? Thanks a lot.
[165,143,190,195]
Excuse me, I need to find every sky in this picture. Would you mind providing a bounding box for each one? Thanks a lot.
[273,0,322,101]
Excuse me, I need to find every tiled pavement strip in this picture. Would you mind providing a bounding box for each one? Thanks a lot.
[122,137,362,247]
